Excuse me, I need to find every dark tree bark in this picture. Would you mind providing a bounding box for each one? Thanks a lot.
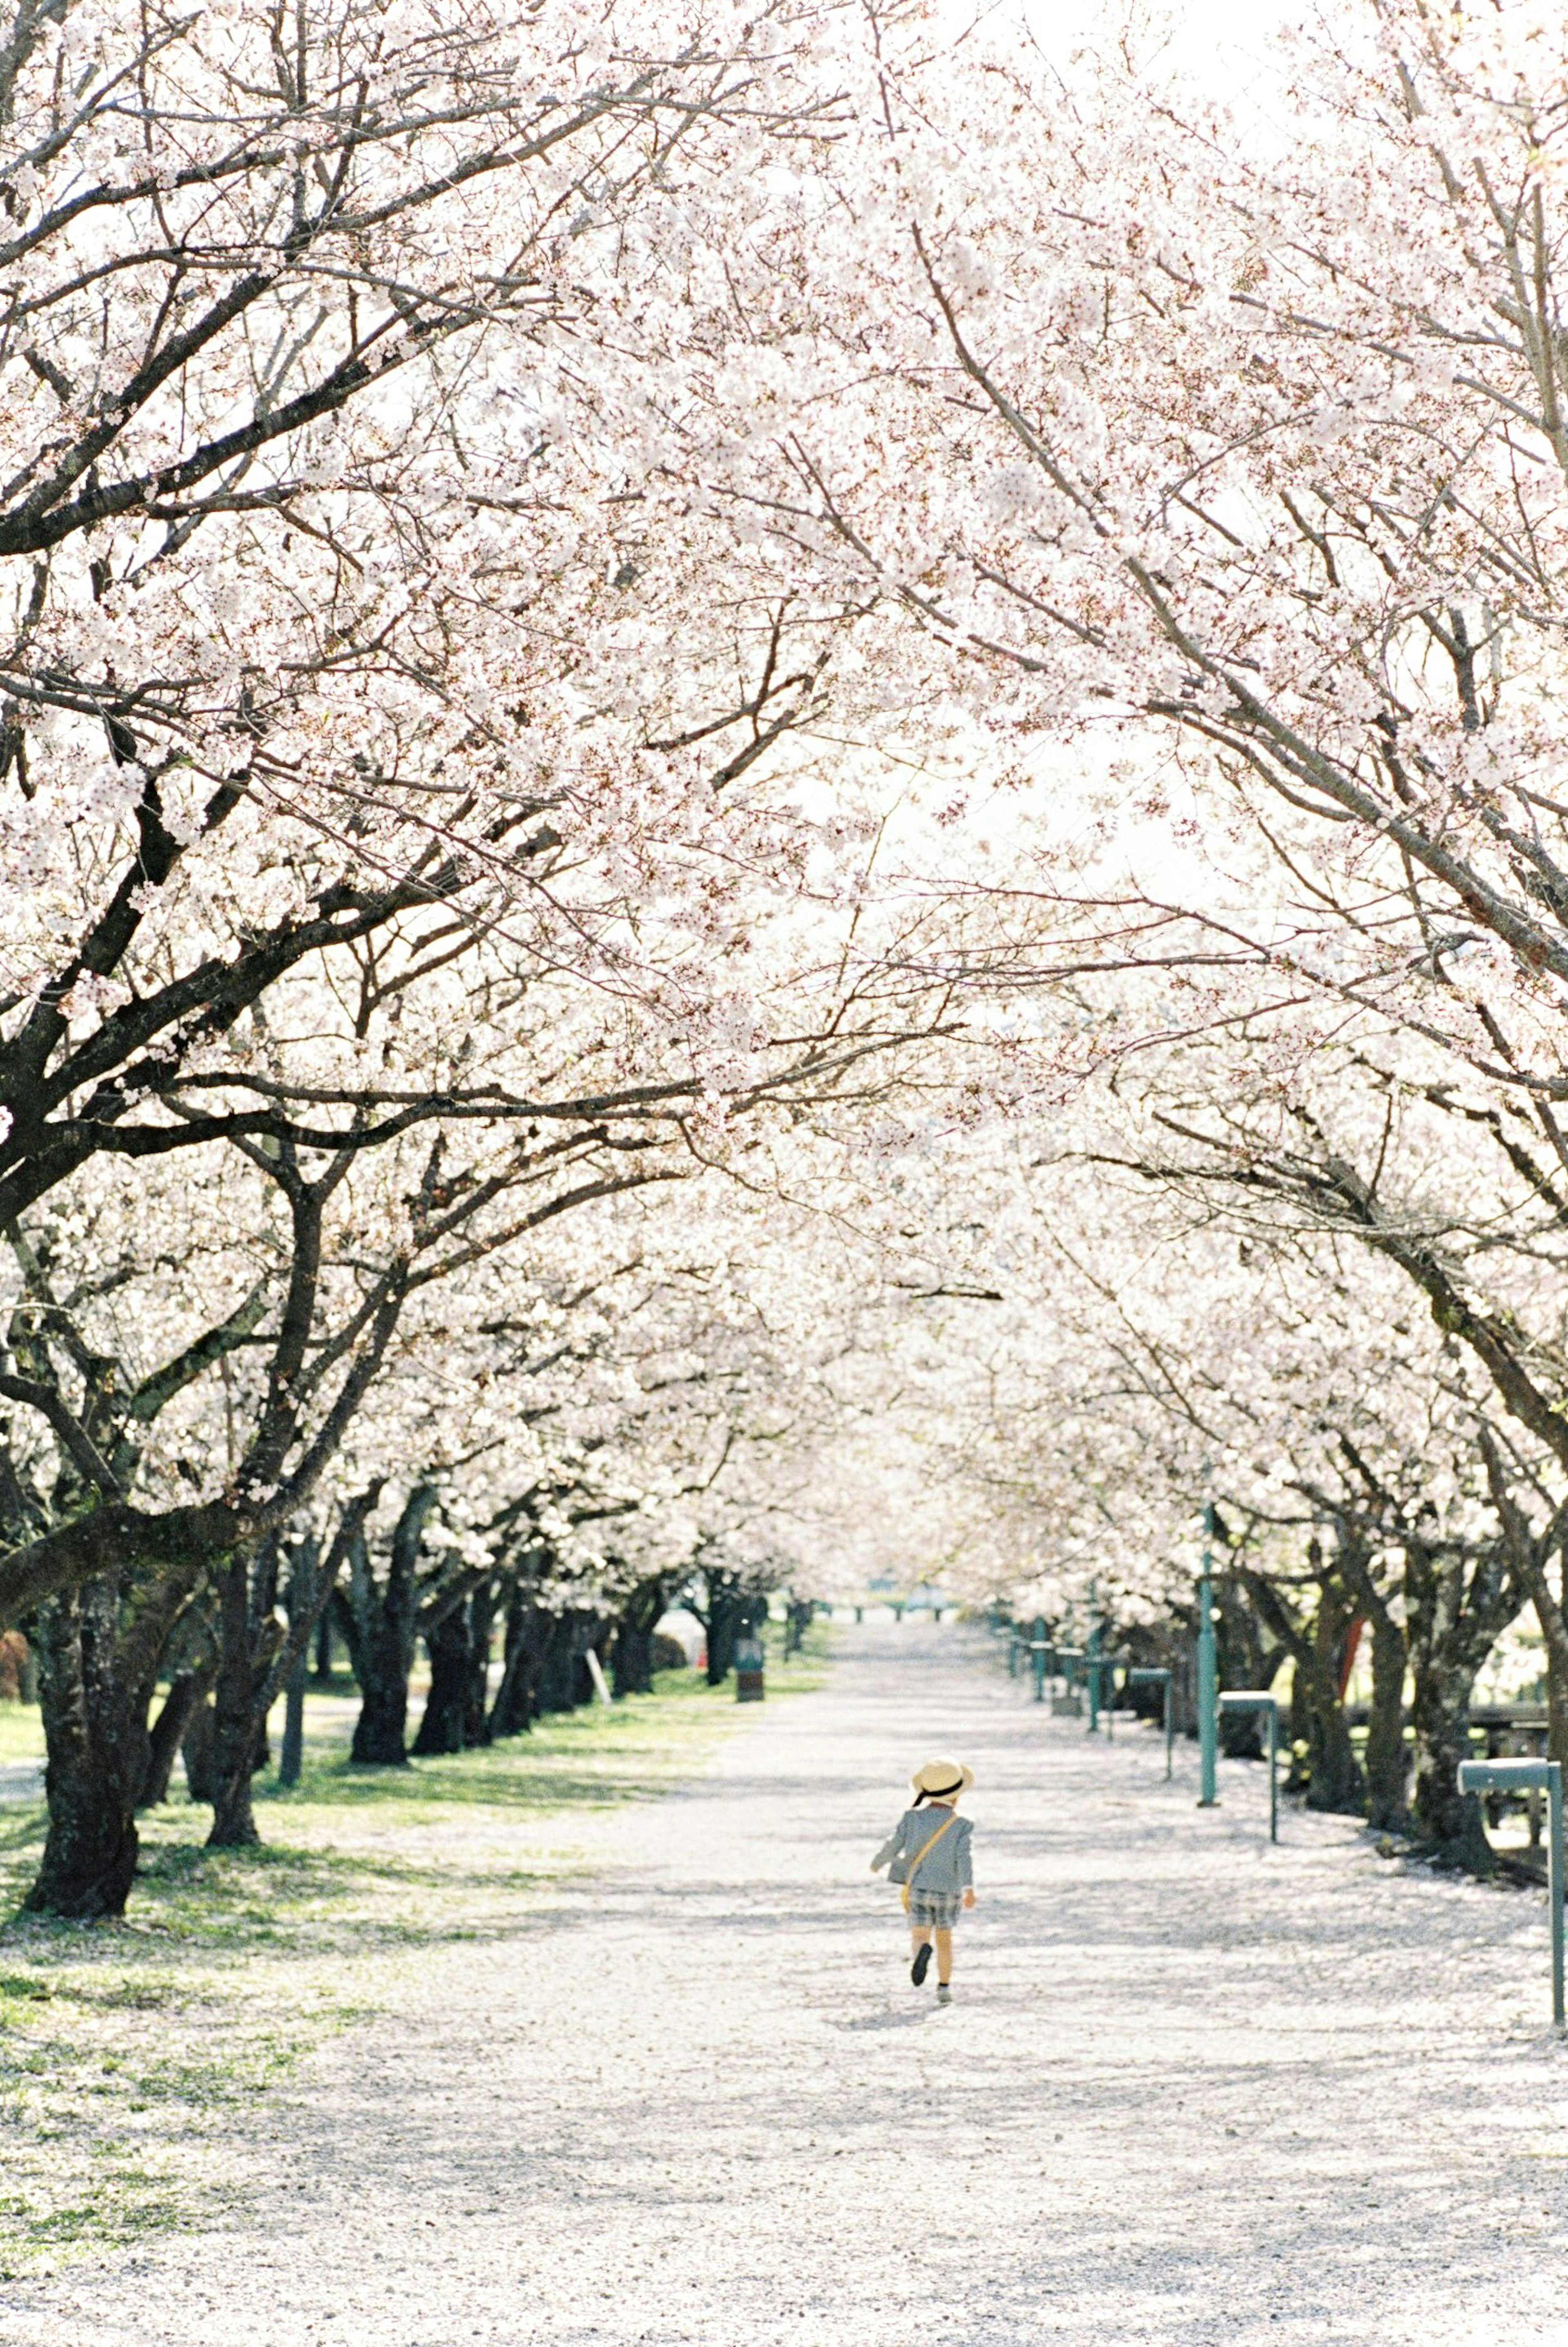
[278,1652,308,1789]
[1242,1551,1363,1815]
[277,1534,323,1790]
[1364,1609,1410,1830]
[343,1486,435,1765]
[140,1659,216,1808]
[488,1590,539,1739]
[697,1568,762,1688]
[23,1583,143,1918]
[412,1600,471,1757]
[204,1497,377,1835]
[463,1579,497,1748]
[24,1552,209,1917]
[1404,1526,1518,1871]
[207,1546,277,1847]
[182,1695,217,1804]
[537,1612,581,1714]
[612,1574,670,1699]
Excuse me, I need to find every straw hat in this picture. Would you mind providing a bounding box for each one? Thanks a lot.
[911,1758,974,1801]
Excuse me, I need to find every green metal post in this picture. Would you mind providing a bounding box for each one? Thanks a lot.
[1197,1502,1218,1808]
[1031,1616,1047,1703]
[1087,1610,1102,1736]
[1164,1673,1174,1780]
[1267,1699,1278,1844]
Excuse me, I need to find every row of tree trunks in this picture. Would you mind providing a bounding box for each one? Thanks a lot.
[1129,1496,1516,1872]
[13,1494,664,1916]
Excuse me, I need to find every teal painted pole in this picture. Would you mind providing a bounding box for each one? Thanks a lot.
[1267,1700,1278,1843]
[1197,1502,1218,1808]
[1031,1616,1047,1703]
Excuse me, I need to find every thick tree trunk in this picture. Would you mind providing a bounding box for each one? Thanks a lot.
[1363,1610,1408,1831]
[1404,1532,1517,1871]
[463,1581,496,1747]
[488,1592,542,1738]
[537,1612,580,1713]
[278,1652,308,1788]
[612,1576,669,1699]
[1302,1591,1363,1816]
[207,1552,262,1848]
[614,1620,655,1697]
[350,1666,412,1764]
[24,1585,142,1919]
[182,1695,217,1802]
[412,1604,470,1756]
[706,1593,738,1687]
[1408,1649,1491,1869]
[342,1490,433,1765]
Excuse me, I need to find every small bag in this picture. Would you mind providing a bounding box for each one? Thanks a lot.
[896,1811,958,1914]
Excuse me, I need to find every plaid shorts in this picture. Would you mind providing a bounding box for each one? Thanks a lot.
[907,1888,963,1929]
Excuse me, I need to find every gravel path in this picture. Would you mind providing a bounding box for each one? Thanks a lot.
[6,1618,1568,2346]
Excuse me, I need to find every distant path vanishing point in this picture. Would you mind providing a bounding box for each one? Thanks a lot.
[6,1617,1568,2346]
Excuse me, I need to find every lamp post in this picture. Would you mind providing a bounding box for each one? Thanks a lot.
[1458,1757,1565,2031]
[1197,1501,1218,1808]
[1125,1666,1174,1781]
[1218,1690,1279,1843]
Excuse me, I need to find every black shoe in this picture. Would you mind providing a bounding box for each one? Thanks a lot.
[911,1942,933,1987]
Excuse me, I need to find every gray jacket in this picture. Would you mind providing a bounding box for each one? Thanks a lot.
[872,1805,974,1896]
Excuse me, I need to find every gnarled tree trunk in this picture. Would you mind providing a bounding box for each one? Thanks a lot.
[24,1583,143,1918]
[612,1574,670,1699]
[489,1589,545,1738]
[25,1541,209,1917]
[1405,1531,1517,1872]
[342,1487,433,1765]
[1363,1609,1409,1830]
[412,1597,471,1756]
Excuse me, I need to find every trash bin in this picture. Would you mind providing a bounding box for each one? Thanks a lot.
[735,1634,765,1703]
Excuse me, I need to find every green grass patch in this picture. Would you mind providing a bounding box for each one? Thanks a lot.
[0,1625,835,2276]
[0,1704,44,1767]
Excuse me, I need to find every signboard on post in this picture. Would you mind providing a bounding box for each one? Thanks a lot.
[1125,1666,1174,1781]
[1218,1690,1279,1844]
[1458,1757,1564,2031]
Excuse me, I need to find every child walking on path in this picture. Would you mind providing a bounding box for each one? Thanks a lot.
[871,1759,976,2004]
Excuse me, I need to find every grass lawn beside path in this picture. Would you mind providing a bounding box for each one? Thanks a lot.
[0,1624,834,2278]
